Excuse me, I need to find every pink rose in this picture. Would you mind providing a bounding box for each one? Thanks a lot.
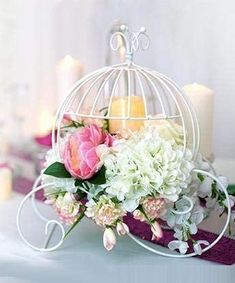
[64,124,113,179]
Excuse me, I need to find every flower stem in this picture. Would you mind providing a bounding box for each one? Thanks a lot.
[64,210,85,239]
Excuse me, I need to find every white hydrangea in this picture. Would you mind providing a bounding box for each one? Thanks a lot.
[144,114,184,145]
[100,126,194,212]
[42,174,77,197]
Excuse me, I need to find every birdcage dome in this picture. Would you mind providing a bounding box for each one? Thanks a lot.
[53,26,199,161]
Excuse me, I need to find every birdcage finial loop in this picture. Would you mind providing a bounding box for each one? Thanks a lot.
[110,25,150,64]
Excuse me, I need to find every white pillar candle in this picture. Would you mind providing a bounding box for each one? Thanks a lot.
[182,83,214,159]
[0,165,12,201]
[38,110,54,136]
[56,55,83,106]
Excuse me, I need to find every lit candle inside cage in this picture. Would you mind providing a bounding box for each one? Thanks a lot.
[109,96,146,133]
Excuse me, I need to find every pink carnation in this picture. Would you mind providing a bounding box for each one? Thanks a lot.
[142,197,165,221]
[64,124,113,179]
[54,192,81,225]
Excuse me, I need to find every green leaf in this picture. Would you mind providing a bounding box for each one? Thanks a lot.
[72,120,84,128]
[198,173,205,182]
[88,166,106,185]
[111,196,120,204]
[228,185,235,196]
[61,120,84,130]
[44,162,71,178]
[75,179,84,187]
[63,210,85,239]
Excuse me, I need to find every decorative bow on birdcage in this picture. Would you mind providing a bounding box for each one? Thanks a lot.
[17,26,233,257]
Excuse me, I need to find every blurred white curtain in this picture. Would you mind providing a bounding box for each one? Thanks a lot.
[0,0,16,140]
[2,0,235,157]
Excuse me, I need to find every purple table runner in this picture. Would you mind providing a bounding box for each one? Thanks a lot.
[124,215,235,265]
[13,176,235,265]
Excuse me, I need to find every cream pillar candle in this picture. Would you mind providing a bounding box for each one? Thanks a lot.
[38,110,54,136]
[182,83,214,159]
[0,164,12,201]
[56,55,83,105]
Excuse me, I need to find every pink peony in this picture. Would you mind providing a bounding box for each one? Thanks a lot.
[63,124,113,179]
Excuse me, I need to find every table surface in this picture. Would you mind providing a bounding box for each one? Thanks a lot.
[0,193,234,283]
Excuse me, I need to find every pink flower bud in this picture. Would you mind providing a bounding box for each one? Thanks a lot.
[44,198,56,205]
[151,221,163,241]
[142,197,165,221]
[116,222,129,236]
[103,228,116,251]
[133,209,146,222]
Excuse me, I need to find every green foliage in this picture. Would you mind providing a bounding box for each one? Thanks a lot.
[64,210,85,238]
[88,166,106,185]
[44,162,71,178]
[198,173,205,182]
[228,184,235,196]
[75,179,83,187]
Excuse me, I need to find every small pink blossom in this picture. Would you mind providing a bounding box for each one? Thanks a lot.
[44,197,56,205]
[54,192,81,225]
[85,196,126,227]
[151,221,163,241]
[63,124,113,179]
[103,228,116,251]
[133,209,146,222]
[116,222,129,236]
[142,196,165,221]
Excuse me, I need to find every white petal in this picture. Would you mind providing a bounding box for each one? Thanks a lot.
[198,177,213,198]
[193,243,202,255]
[151,221,163,240]
[217,176,229,190]
[190,207,204,225]
[168,240,189,254]
[123,198,140,212]
[193,240,209,255]
[166,212,176,227]
[179,242,189,254]
[189,223,197,235]
[103,228,116,251]
[223,197,234,208]
[116,222,129,236]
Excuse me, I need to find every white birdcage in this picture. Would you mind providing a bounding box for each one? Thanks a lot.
[53,25,199,161]
[17,25,231,257]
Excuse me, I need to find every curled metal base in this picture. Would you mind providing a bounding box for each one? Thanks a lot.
[16,168,231,256]
[16,176,65,252]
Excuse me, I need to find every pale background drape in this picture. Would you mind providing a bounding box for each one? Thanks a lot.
[0,0,235,158]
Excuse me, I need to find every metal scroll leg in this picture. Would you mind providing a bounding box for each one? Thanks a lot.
[43,223,57,249]
[17,183,65,252]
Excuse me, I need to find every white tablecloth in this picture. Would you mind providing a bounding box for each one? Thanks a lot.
[0,193,234,283]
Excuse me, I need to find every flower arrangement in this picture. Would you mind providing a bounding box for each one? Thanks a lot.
[42,116,235,254]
